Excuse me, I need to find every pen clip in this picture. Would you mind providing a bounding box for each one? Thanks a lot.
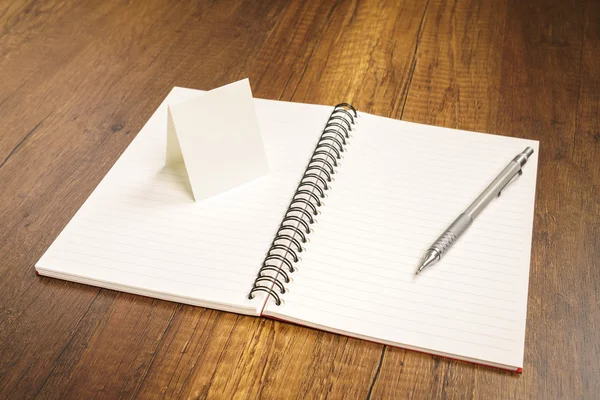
[497,169,522,197]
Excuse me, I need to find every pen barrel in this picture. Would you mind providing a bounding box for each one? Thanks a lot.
[464,161,521,218]
[430,213,473,257]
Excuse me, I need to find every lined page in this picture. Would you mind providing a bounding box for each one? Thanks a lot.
[264,113,538,369]
[36,87,333,315]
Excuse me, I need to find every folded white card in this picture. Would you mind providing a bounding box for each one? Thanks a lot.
[166,79,269,201]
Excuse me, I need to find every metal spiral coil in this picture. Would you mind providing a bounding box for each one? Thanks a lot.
[248,103,358,305]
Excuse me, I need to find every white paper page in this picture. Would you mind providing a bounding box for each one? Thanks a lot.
[264,113,538,369]
[36,87,333,315]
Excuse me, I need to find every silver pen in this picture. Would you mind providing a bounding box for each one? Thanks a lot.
[416,147,535,275]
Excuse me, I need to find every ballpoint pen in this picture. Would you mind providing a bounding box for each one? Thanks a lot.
[415,147,535,275]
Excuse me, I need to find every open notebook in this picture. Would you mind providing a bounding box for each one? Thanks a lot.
[36,87,538,372]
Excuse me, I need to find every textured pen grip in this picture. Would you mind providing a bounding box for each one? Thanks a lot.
[430,230,457,256]
[430,213,473,257]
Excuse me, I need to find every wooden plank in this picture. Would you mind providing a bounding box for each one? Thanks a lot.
[574,6,600,394]
[0,0,126,158]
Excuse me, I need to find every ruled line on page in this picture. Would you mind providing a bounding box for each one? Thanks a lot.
[304,236,522,271]
[92,192,290,215]
[48,255,251,294]
[310,213,525,247]
[341,165,531,201]
[286,290,517,339]
[49,252,251,287]
[330,183,528,217]
[301,253,518,286]
[324,201,527,232]
[75,214,271,248]
[309,228,523,264]
[59,237,258,276]
[296,256,518,302]
[276,300,515,351]
[82,208,276,238]
[320,207,527,237]
[107,178,294,204]
[288,268,518,323]
[312,220,524,251]
[71,219,266,254]
[85,198,279,230]
[357,124,534,157]
[353,155,533,192]
[313,225,524,260]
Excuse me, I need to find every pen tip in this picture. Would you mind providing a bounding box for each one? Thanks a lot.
[415,249,439,275]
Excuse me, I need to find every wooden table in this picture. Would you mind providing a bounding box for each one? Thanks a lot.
[1,0,598,398]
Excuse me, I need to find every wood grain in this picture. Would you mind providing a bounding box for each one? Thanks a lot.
[0,0,598,398]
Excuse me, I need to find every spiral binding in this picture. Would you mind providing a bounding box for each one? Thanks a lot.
[248,103,358,305]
